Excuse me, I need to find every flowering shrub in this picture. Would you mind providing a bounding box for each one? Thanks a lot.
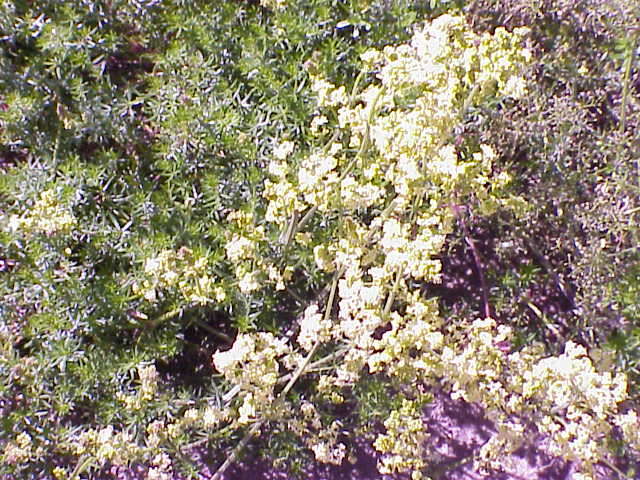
[0,1,638,479]
[217,14,536,477]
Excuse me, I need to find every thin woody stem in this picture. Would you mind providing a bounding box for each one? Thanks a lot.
[210,421,263,480]
[210,270,341,480]
[211,190,401,479]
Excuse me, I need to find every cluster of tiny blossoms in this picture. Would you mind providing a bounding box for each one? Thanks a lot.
[259,0,286,9]
[284,400,347,465]
[213,332,294,424]
[224,209,294,294]
[58,366,232,478]
[146,452,174,480]
[144,406,228,452]
[117,364,160,410]
[518,342,630,478]
[212,14,538,478]
[62,370,213,480]
[65,425,141,467]
[7,188,76,237]
[438,318,635,478]
[2,432,35,465]
[133,246,225,304]
[373,399,428,479]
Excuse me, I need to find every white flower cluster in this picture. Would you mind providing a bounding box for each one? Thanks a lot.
[133,246,224,304]
[368,292,443,382]
[118,364,160,410]
[373,399,428,478]
[8,188,76,237]
[438,318,633,478]
[144,404,228,451]
[298,305,332,351]
[60,402,230,478]
[442,317,513,405]
[519,342,629,476]
[310,437,347,465]
[2,432,33,465]
[259,0,286,9]
[213,332,292,424]
[281,400,348,465]
[146,452,174,480]
[615,410,640,452]
[224,209,292,293]
[67,425,141,466]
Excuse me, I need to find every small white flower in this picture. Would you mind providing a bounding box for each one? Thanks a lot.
[273,140,295,160]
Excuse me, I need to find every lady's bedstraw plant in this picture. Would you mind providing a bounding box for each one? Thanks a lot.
[216,13,536,479]
[216,13,639,480]
[5,9,640,480]
[441,318,638,479]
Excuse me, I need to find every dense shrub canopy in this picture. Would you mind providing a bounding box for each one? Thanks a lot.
[1,1,638,479]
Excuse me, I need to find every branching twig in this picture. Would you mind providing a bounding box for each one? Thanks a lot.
[208,194,402,478]
[210,269,342,480]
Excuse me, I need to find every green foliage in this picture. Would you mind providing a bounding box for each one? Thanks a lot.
[466,0,640,357]
[1,0,639,478]
[0,0,457,477]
